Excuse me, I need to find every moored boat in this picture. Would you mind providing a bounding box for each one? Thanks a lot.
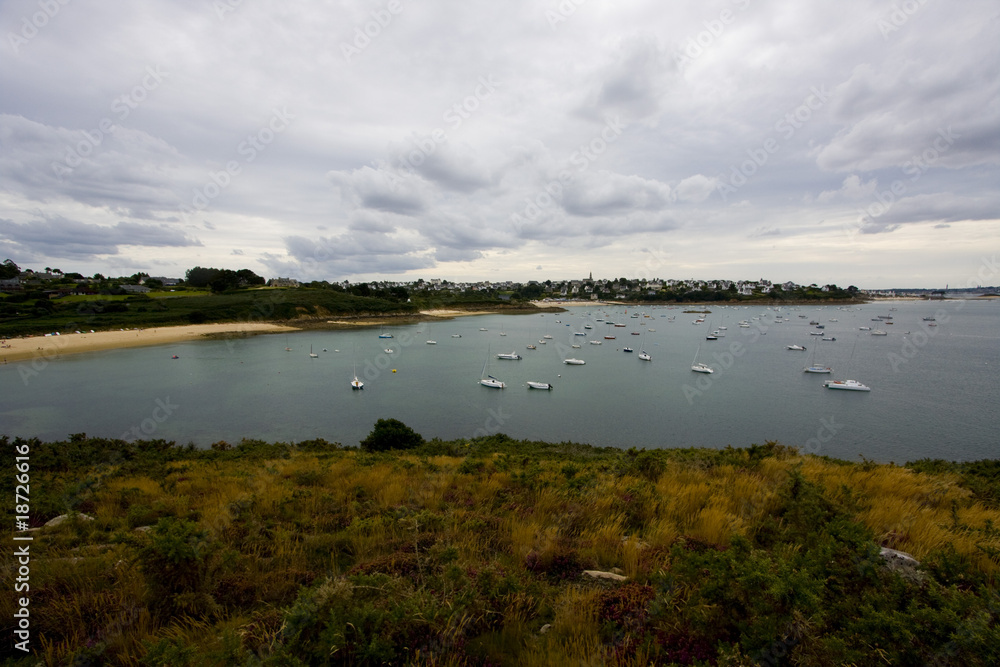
[823,379,870,391]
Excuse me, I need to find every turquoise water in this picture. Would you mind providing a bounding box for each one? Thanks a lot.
[1,300,997,462]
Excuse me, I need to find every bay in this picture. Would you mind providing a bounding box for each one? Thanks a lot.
[1,299,997,463]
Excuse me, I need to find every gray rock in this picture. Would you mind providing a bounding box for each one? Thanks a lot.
[582,569,627,582]
[43,513,95,528]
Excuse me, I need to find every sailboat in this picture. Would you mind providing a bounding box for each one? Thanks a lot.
[351,346,364,389]
[638,330,651,361]
[803,342,831,373]
[378,325,393,339]
[824,336,870,391]
[284,334,292,352]
[480,346,505,388]
[309,344,319,358]
[691,344,713,373]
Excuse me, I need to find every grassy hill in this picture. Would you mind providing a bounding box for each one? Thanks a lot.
[0,288,419,337]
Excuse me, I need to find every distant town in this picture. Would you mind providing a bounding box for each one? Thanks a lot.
[1,260,994,303]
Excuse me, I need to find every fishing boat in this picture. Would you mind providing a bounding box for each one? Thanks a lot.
[496,351,522,360]
[527,381,553,390]
[526,343,537,350]
[623,347,633,353]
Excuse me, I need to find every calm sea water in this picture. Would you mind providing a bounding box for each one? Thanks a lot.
[1,300,997,463]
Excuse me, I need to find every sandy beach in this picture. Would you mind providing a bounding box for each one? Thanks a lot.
[0,322,299,364]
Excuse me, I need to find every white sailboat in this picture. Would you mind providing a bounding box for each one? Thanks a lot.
[309,344,318,358]
[480,346,505,388]
[527,381,553,390]
[691,344,713,373]
[824,337,870,391]
[803,343,831,373]
[638,329,651,361]
[351,351,363,390]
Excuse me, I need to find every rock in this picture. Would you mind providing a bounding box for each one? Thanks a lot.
[582,569,627,582]
[134,525,154,532]
[539,624,552,635]
[880,547,925,583]
[43,513,95,528]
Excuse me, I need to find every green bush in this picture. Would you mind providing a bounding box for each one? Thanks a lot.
[360,418,424,452]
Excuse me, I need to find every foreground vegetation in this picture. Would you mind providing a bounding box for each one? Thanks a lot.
[2,432,999,665]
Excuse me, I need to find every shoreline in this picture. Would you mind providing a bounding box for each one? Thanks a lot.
[4,296,971,364]
[0,322,300,364]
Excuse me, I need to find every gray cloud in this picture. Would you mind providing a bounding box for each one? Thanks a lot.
[0,0,995,287]
[0,215,200,258]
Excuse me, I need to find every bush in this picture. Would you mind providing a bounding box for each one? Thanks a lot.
[360,419,424,452]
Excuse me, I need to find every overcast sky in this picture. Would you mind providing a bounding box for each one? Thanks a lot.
[1,0,997,289]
